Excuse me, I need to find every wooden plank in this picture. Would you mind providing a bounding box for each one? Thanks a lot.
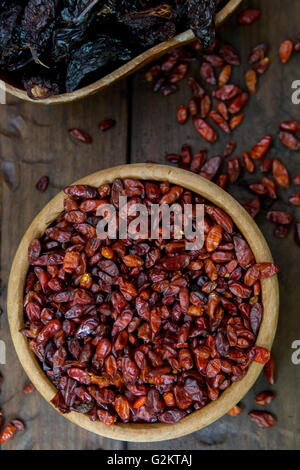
[128,0,300,450]
[0,81,129,450]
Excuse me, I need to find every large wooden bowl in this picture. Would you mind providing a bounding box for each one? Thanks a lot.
[0,0,243,105]
[7,164,279,442]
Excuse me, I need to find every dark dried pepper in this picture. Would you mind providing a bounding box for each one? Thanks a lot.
[51,0,99,63]
[66,35,132,92]
[23,76,61,100]
[0,1,30,71]
[22,0,58,58]
[120,4,176,48]
[187,0,216,49]
[0,1,24,54]
[0,0,222,97]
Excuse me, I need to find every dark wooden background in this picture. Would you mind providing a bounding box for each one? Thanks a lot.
[0,0,299,450]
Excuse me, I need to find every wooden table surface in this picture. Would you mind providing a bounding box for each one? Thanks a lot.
[0,0,299,450]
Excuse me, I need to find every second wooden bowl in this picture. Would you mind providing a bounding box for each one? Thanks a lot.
[0,0,243,104]
[7,164,279,442]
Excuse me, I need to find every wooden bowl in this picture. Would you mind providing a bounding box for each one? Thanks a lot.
[0,0,243,105]
[8,164,279,442]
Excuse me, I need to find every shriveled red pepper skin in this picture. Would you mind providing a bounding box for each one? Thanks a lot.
[22,178,277,425]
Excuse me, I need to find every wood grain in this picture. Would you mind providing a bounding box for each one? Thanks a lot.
[0,0,300,451]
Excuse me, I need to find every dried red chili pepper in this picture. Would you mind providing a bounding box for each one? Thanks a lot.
[243,197,261,219]
[218,64,232,87]
[246,263,280,286]
[264,357,275,384]
[278,131,300,150]
[293,172,300,185]
[161,53,179,72]
[242,152,255,173]
[200,95,212,119]
[279,39,294,64]
[234,235,255,269]
[249,183,267,195]
[261,176,277,200]
[68,128,92,144]
[188,97,198,117]
[216,102,229,121]
[23,383,35,394]
[151,75,169,94]
[22,178,276,425]
[11,419,25,432]
[206,224,223,252]
[99,119,116,132]
[272,158,290,188]
[228,405,242,416]
[259,158,272,173]
[145,65,161,82]
[238,9,261,25]
[252,346,271,364]
[0,423,18,444]
[251,135,272,160]
[166,153,181,164]
[209,110,230,134]
[248,410,277,428]
[213,85,242,101]
[177,106,189,125]
[255,57,270,75]
[190,150,207,173]
[169,63,189,84]
[163,392,175,407]
[200,156,222,180]
[228,92,249,114]
[193,117,217,143]
[203,54,224,67]
[229,114,244,131]
[219,45,241,66]
[289,193,300,205]
[248,43,268,64]
[200,62,216,85]
[216,174,227,190]
[266,210,292,225]
[36,175,49,192]
[280,120,300,133]
[133,396,147,409]
[115,395,130,422]
[274,224,290,239]
[227,157,241,184]
[224,140,236,158]
[254,391,275,406]
[188,77,205,98]
[245,69,257,93]
[205,205,234,233]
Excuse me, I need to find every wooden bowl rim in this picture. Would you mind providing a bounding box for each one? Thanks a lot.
[8,164,279,442]
[0,0,243,105]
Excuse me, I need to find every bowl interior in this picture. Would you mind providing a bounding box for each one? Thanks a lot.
[7,164,279,442]
[0,0,244,104]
